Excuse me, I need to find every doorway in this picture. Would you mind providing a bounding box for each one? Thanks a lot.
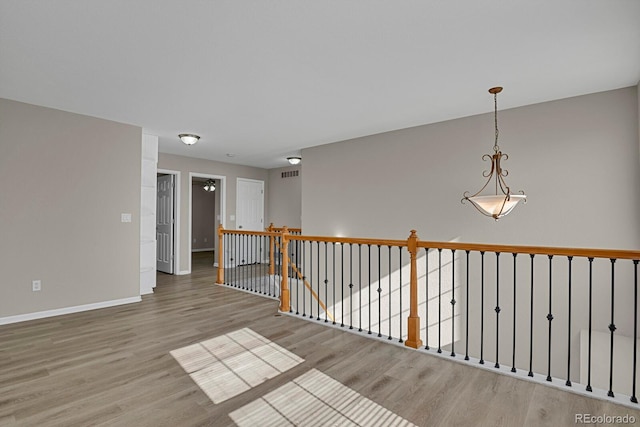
[189,173,226,273]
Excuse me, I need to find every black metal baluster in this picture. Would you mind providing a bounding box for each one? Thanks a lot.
[528,254,535,377]
[349,244,354,329]
[450,249,456,356]
[607,258,616,398]
[566,256,573,386]
[368,245,372,334]
[332,243,336,324]
[632,260,638,403]
[310,242,315,319]
[231,234,235,287]
[324,242,328,323]
[289,237,293,311]
[302,241,306,317]
[438,248,442,353]
[243,234,247,289]
[317,241,321,321]
[425,248,430,350]
[586,257,593,391]
[251,234,254,291]
[377,245,382,337]
[252,234,256,292]
[234,234,238,287]
[546,255,553,382]
[388,246,392,340]
[399,246,403,343]
[511,253,517,372]
[258,235,263,294]
[465,250,470,360]
[358,244,362,331]
[495,252,501,369]
[480,251,485,364]
[340,242,344,327]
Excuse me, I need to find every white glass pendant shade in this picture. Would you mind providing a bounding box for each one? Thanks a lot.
[467,194,526,219]
[179,134,200,145]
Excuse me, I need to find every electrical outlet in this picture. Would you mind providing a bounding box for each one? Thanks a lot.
[32,280,41,292]
[204,237,207,243]
[193,238,196,243]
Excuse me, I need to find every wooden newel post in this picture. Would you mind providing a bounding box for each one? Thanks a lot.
[405,230,423,349]
[216,224,224,284]
[279,226,290,312]
[268,223,275,276]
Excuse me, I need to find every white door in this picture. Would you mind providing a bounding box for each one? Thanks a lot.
[236,178,264,265]
[157,174,175,273]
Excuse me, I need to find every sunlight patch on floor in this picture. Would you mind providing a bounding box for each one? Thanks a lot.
[229,369,416,427]
[170,328,304,404]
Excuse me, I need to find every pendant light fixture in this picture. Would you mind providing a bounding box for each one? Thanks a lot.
[462,87,526,220]
[287,156,302,165]
[203,179,216,192]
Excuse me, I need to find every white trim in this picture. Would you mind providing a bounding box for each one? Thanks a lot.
[177,270,190,275]
[192,247,214,252]
[189,172,227,275]
[0,297,141,326]
[158,168,181,275]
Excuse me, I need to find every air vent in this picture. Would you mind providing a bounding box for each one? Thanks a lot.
[281,170,299,178]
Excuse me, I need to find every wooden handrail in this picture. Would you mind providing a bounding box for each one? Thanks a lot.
[222,229,280,237]
[287,234,407,247]
[417,241,640,260]
[220,227,640,260]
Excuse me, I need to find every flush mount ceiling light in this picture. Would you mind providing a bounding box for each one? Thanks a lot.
[179,133,200,145]
[287,156,302,165]
[203,179,216,192]
[462,87,526,220]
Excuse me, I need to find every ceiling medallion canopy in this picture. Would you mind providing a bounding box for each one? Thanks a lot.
[462,87,526,220]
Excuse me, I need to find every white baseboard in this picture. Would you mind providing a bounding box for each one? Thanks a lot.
[192,248,214,253]
[177,270,190,275]
[0,296,142,326]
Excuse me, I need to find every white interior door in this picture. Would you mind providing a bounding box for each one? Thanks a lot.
[236,178,264,265]
[157,174,175,273]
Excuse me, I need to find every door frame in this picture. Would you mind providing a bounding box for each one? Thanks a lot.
[189,172,227,273]
[157,169,180,275]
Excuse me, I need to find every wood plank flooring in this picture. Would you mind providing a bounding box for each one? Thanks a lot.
[1,252,639,426]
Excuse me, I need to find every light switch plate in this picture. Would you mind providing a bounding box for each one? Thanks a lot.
[121,213,132,223]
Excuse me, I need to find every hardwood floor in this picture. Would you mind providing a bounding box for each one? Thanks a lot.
[1,252,639,426]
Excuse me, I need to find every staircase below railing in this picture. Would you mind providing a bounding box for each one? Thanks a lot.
[216,225,640,409]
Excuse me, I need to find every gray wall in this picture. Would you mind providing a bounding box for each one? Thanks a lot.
[192,182,216,250]
[268,166,302,228]
[0,98,142,318]
[157,153,269,273]
[302,87,640,250]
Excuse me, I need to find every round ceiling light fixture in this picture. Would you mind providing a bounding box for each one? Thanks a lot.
[179,134,200,145]
[287,156,302,165]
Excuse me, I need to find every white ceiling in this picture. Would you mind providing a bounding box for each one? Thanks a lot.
[1,1,639,169]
